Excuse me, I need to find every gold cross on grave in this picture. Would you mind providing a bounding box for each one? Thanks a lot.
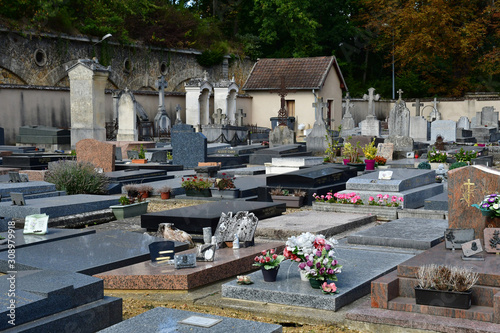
[460,179,475,205]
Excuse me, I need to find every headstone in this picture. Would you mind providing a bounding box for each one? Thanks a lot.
[154,75,172,136]
[430,120,457,142]
[448,165,500,241]
[67,59,110,148]
[269,126,294,147]
[360,88,381,136]
[363,87,380,116]
[409,116,428,142]
[235,109,246,127]
[376,143,394,161]
[388,89,410,136]
[386,135,414,154]
[306,96,329,153]
[114,147,122,161]
[479,106,499,128]
[76,138,116,172]
[116,89,138,141]
[171,123,207,168]
[427,97,441,122]
[412,99,423,117]
[457,116,470,129]
[212,108,226,125]
[213,211,259,246]
[341,94,355,133]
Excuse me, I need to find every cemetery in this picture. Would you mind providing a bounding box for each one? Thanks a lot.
[2,36,500,333]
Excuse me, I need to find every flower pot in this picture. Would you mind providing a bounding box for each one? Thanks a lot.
[185,188,212,197]
[343,158,351,165]
[131,159,147,164]
[299,269,309,282]
[271,195,304,208]
[365,159,376,171]
[481,209,494,217]
[261,266,279,282]
[110,201,149,220]
[160,192,170,200]
[211,188,240,199]
[347,162,366,172]
[225,241,233,248]
[414,287,472,309]
[139,191,149,199]
[309,278,322,289]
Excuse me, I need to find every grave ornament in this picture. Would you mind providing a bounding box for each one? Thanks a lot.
[23,213,48,235]
[214,211,258,247]
[156,222,194,248]
[10,192,26,206]
[149,241,175,263]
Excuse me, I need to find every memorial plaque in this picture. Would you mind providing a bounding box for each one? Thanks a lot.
[179,316,222,328]
[23,213,48,235]
[461,239,483,257]
[378,171,393,180]
[10,192,26,206]
[174,253,197,269]
[149,241,175,263]
[484,228,500,253]
[196,244,216,262]
[8,172,22,183]
[444,229,475,249]
[376,143,394,161]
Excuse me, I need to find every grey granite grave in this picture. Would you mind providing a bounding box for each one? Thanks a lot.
[430,120,457,142]
[0,230,189,275]
[171,123,207,168]
[424,192,448,211]
[347,218,448,250]
[0,228,95,251]
[0,181,61,200]
[0,269,121,331]
[0,194,120,219]
[105,169,173,184]
[249,144,310,164]
[216,166,266,176]
[337,169,443,208]
[99,306,282,333]
[222,248,414,311]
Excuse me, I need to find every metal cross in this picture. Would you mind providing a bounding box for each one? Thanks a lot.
[460,179,475,205]
[276,76,289,126]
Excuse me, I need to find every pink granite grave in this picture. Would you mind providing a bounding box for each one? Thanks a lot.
[76,139,115,172]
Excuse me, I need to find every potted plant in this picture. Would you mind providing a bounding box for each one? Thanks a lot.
[344,140,365,171]
[181,176,212,197]
[427,147,449,169]
[252,248,285,282]
[269,187,307,208]
[374,155,387,169]
[132,144,147,164]
[415,264,479,309]
[137,184,153,199]
[159,185,172,200]
[297,242,342,290]
[472,193,500,217]
[362,139,378,171]
[342,142,354,165]
[123,184,139,198]
[212,173,239,199]
[110,195,149,220]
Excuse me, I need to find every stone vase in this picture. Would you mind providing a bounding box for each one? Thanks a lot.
[299,269,309,282]
[110,201,149,220]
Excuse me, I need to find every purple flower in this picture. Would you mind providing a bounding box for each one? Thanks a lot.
[491,194,497,197]
[332,259,338,265]
[298,262,306,269]
[319,267,325,275]
[327,268,334,275]
[325,244,331,251]
[489,198,495,203]
[306,260,313,267]
[316,262,321,269]
[316,250,322,257]
[482,203,490,208]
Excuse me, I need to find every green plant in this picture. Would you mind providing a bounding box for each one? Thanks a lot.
[418,162,431,169]
[449,161,468,170]
[214,173,236,190]
[374,156,387,166]
[454,148,477,163]
[136,145,146,159]
[119,196,130,205]
[362,139,378,160]
[46,160,108,195]
[324,129,340,162]
[428,147,448,163]
[181,176,212,191]
[166,152,172,160]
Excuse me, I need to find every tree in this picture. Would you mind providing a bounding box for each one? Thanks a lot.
[358,0,500,97]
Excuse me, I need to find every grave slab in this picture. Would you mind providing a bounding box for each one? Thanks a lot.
[266,164,357,188]
[216,166,266,176]
[222,247,414,311]
[345,169,435,192]
[424,192,449,211]
[0,181,57,199]
[255,211,376,240]
[96,242,284,290]
[141,200,286,233]
[1,154,70,170]
[347,218,448,250]
[0,194,120,219]
[99,306,282,333]
[249,144,310,165]
[0,228,96,251]
[0,230,189,275]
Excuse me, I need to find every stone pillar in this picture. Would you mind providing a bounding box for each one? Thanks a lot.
[185,86,201,127]
[67,59,110,148]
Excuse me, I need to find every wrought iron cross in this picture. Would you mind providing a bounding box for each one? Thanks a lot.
[276,76,289,126]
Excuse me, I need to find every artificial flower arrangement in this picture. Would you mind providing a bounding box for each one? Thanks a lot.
[312,192,363,205]
[181,176,212,191]
[284,232,337,262]
[374,155,387,166]
[454,148,478,163]
[252,249,285,270]
[428,147,448,163]
[362,139,378,160]
[368,194,404,207]
[298,247,342,284]
[214,173,236,190]
[472,193,500,217]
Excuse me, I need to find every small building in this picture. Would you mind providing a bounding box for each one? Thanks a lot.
[243,56,347,137]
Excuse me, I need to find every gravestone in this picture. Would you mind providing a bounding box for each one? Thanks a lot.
[154,75,171,136]
[115,146,122,160]
[457,116,470,129]
[212,108,226,125]
[269,125,294,147]
[67,59,110,148]
[76,138,116,172]
[213,211,259,246]
[171,123,207,168]
[360,88,380,137]
[388,89,410,137]
[386,135,414,155]
[376,143,394,161]
[341,95,356,136]
[479,106,498,128]
[306,96,329,153]
[430,120,456,142]
[235,109,246,127]
[116,89,138,141]
[409,116,428,142]
[16,125,71,151]
[448,165,500,241]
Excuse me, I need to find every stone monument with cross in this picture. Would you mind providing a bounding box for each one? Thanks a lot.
[269,77,295,147]
[388,89,410,137]
[409,98,429,141]
[306,91,333,153]
[175,104,182,125]
[360,88,381,137]
[213,76,239,125]
[235,109,246,127]
[427,97,441,122]
[154,75,171,137]
[211,108,227,125]
[341,92,357,136]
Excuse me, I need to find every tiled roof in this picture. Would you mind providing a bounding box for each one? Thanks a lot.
[243,56,346,91]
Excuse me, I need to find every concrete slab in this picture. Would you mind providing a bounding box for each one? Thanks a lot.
[99,306,282,333]
[0,230,189,275]
[222,247,414,311]
[0,228,96,251]
[255,211,376,240]
[347,218,448,250]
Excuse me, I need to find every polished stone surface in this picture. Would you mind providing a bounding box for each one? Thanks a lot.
[346,169,435,192]
[222,247,414,311]
[424,192,449,211]
[347,218,448,250]
[0,181,56,198]
[99,306,282,333]
[0,230,188,275]
[0,228,95,251]
[96,242,284,290]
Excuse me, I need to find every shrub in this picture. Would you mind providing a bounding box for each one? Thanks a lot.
[46,160,108,195]
[418,162,431,169]
[449,162,468,170]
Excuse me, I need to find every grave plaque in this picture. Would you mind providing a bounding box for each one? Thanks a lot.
[461,239,483,257]
[174,253,197,269]
[10,192,26,206]
[149,241,175,263]
[23,213,48,235]
[8,172,22,183]
[179,316,222,328]
[483,228,500,253]
[214,211,258,246]
[376,143,394,161]
[444,228,475,249]
[196,244,216,262]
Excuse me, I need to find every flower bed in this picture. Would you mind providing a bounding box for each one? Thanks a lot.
[313,202,400,220]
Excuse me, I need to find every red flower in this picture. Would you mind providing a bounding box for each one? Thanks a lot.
[270,249,275,254]
[254,256,260,262]
[260,258,265,264]
[272,254,277,260]
[261,250,267,255]
[265,257,271,262]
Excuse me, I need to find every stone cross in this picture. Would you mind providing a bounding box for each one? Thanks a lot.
[343,92,354,116]
[412,98,424,117]
[312,96,328,125]
[432,97,440,111]
[212,108,226,125]
[175,104,182,124]
[429,97,441,122]
[363,87,380,116]
[155,76,168,109]
[397,89,404,101]
[235,109,246,127]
